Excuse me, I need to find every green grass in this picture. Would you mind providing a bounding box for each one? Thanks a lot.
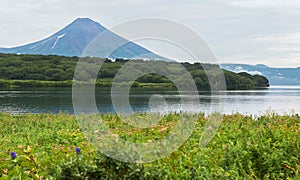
[0,79,177,89]
[0,113,299,179]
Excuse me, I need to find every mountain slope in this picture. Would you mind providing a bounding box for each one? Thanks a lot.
[221,64,300,85]
[0,18,169,61]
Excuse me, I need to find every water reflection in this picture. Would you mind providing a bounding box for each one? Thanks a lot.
[0,86,299,115]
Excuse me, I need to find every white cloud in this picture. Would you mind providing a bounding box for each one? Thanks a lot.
[227,0,300,8]
[234,66,263,75]
[251,33,300,44]
[250,33,300,57]
[0,0,299,67]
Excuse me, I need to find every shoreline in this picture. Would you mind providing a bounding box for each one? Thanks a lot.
[2,109,299,118]
[0,79,268,90]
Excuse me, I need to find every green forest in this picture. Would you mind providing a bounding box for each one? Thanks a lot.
[0,53,269,90]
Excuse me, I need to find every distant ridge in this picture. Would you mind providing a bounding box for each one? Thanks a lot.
[0,18,170,61]
[221,63,300,85]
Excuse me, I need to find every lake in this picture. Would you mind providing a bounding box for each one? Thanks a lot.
[0,86,299,115]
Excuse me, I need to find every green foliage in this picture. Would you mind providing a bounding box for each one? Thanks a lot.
[0,54,77,81]
[0,113,299,179]
[0,53,269,89]
[54,153,145,179]
[0,79,73,88]
[224,70,255,90]
[239,72,270,87]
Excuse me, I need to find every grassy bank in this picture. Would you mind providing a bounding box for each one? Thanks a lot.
[0,113,299,179]
[0,79,176,89]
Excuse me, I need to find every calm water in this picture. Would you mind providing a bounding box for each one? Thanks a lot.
[0,86,299,115]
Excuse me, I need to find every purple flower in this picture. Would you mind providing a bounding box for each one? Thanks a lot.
[76,147,81,154]
[11,152,17,159]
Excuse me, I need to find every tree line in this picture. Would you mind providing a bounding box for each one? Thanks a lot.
[0,53,269,90]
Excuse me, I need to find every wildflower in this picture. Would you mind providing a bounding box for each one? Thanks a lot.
[18,145,24,149]
[11,152,17,159]
[159,127,168,133]
[59,145,64,151]
[206,126,212,132]
[112,134,119,138]
[76,147,81,154]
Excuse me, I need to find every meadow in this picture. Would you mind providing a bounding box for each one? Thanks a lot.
[0,112,299,179]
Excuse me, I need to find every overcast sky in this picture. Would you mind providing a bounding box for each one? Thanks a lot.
[1,0,300,67]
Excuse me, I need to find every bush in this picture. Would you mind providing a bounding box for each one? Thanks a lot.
[55,153,145,179]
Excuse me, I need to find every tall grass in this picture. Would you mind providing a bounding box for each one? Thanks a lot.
[0,113,299,179]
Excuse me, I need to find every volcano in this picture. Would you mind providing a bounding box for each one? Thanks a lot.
[0,18,170,61]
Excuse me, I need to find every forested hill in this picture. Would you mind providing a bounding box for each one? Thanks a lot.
[0,53,269,90]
